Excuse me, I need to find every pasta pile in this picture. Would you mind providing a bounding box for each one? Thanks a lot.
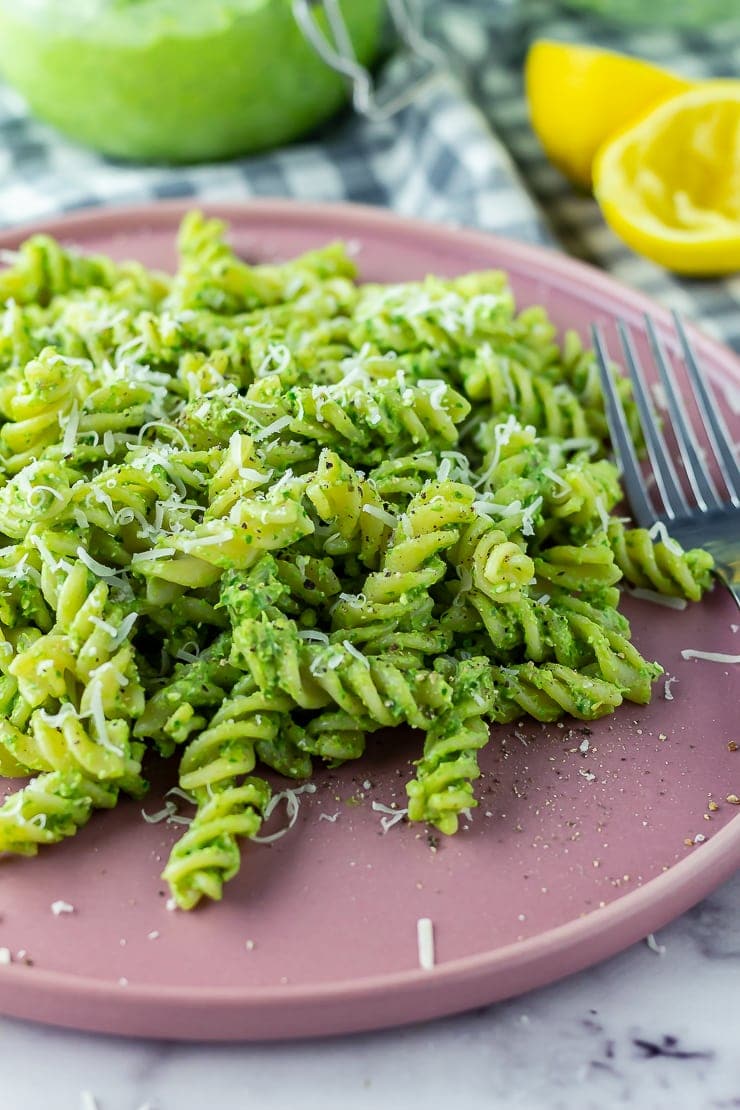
[0,213,714,909]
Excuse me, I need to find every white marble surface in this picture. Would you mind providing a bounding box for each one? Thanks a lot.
[1,874,738,1110]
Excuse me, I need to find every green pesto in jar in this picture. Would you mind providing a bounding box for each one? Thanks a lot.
[0,0,384,163]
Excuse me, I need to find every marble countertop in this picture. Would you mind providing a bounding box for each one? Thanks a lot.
[1,873,738,1110]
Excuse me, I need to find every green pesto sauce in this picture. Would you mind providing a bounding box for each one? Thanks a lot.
[0,0,384,162]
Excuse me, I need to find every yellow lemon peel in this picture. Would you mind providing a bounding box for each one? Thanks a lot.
[525,40,692,189]
[594,82,740,275]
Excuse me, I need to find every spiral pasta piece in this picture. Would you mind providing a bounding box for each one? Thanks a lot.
[331,479,477,651]
[534,535,622,595]
[288,711,366,764]
[460,344,595,442]
[0,545,52,631]
[162,776,271,910]
[0,770,118,856]
[406,658,495,835]
[162,671,297,908]
[0,233,168,308]
[170,211,357,315]
[541,456,622,541]
[133,475,314,588]
[134,632,239,751]
[468,585,660,700]
[177,682,293,795]
[557,331,643,449]
[263,373,470,466]
[0,560,144,792]
[349,272,514,357]
[368,452,440,500]
[608,521,714,601]
[450,516,535,604]
[306,448,392,568]
[491,661,624,722]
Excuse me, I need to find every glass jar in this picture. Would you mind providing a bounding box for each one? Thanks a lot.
[0,0,385,163]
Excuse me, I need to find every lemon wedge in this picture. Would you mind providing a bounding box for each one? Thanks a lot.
[525,40,692,189]
[594,83,740,275]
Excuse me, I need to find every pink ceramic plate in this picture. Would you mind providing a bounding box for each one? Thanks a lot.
[0,201,738,1041]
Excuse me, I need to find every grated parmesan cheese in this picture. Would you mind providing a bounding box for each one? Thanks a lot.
[37,703,80,729]
[51,900,75,915]
[416,917,435,971]
[253,415,291,442]
[625,587,687,610]
[136,420,189,449]
[645,933,666,956]
[28,485,66,508]
[541,467,570,497]
[418,378,448,410]
[473,498,522,517]
[343,640,371,669]
[141,801,177,824]
[361,503,397,529]
[663,675,678,700]
[251,783,318,845]
[297,630,330,643]
[521,495,543,537]
[436,456,452,482]
[84,682,118,755]
[179,530,232,550]
[75,547,121,580]
[131,547,176,563]
[112,612,138,649]
[648,521,683,555]
[257,343,291,377]
[593,495,610,534]
[62,402,80,455]
[680,649,740,664]
[166,787,196,805]
[371,801,408,832]
[90,615,119,639]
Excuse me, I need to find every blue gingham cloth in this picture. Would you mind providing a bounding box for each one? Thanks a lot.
[0,1,738,351]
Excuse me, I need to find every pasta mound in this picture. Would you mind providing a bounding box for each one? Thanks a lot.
[0,213,713,908]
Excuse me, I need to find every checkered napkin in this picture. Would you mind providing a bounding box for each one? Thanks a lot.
[0,1,737,353]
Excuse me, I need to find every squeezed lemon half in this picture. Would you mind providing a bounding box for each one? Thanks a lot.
[594,83,740,275]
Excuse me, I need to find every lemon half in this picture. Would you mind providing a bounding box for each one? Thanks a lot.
[525,40,692,189]
[594,83,740,275]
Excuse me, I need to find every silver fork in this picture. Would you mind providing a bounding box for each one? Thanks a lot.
[592,312,740,609]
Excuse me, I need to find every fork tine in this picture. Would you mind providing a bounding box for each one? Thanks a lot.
[644,315,722,513]
[672,311,740,508]
[616,321,689,521]
[591,324,655,527]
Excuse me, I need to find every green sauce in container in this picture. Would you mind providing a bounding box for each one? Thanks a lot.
[0,0,384,163]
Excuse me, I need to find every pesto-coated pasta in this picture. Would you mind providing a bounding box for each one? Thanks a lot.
[0,213,715,909]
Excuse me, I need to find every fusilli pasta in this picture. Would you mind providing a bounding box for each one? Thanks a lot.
[0,213,715,907]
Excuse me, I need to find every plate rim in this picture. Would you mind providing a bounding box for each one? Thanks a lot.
[0,198,738,1040]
